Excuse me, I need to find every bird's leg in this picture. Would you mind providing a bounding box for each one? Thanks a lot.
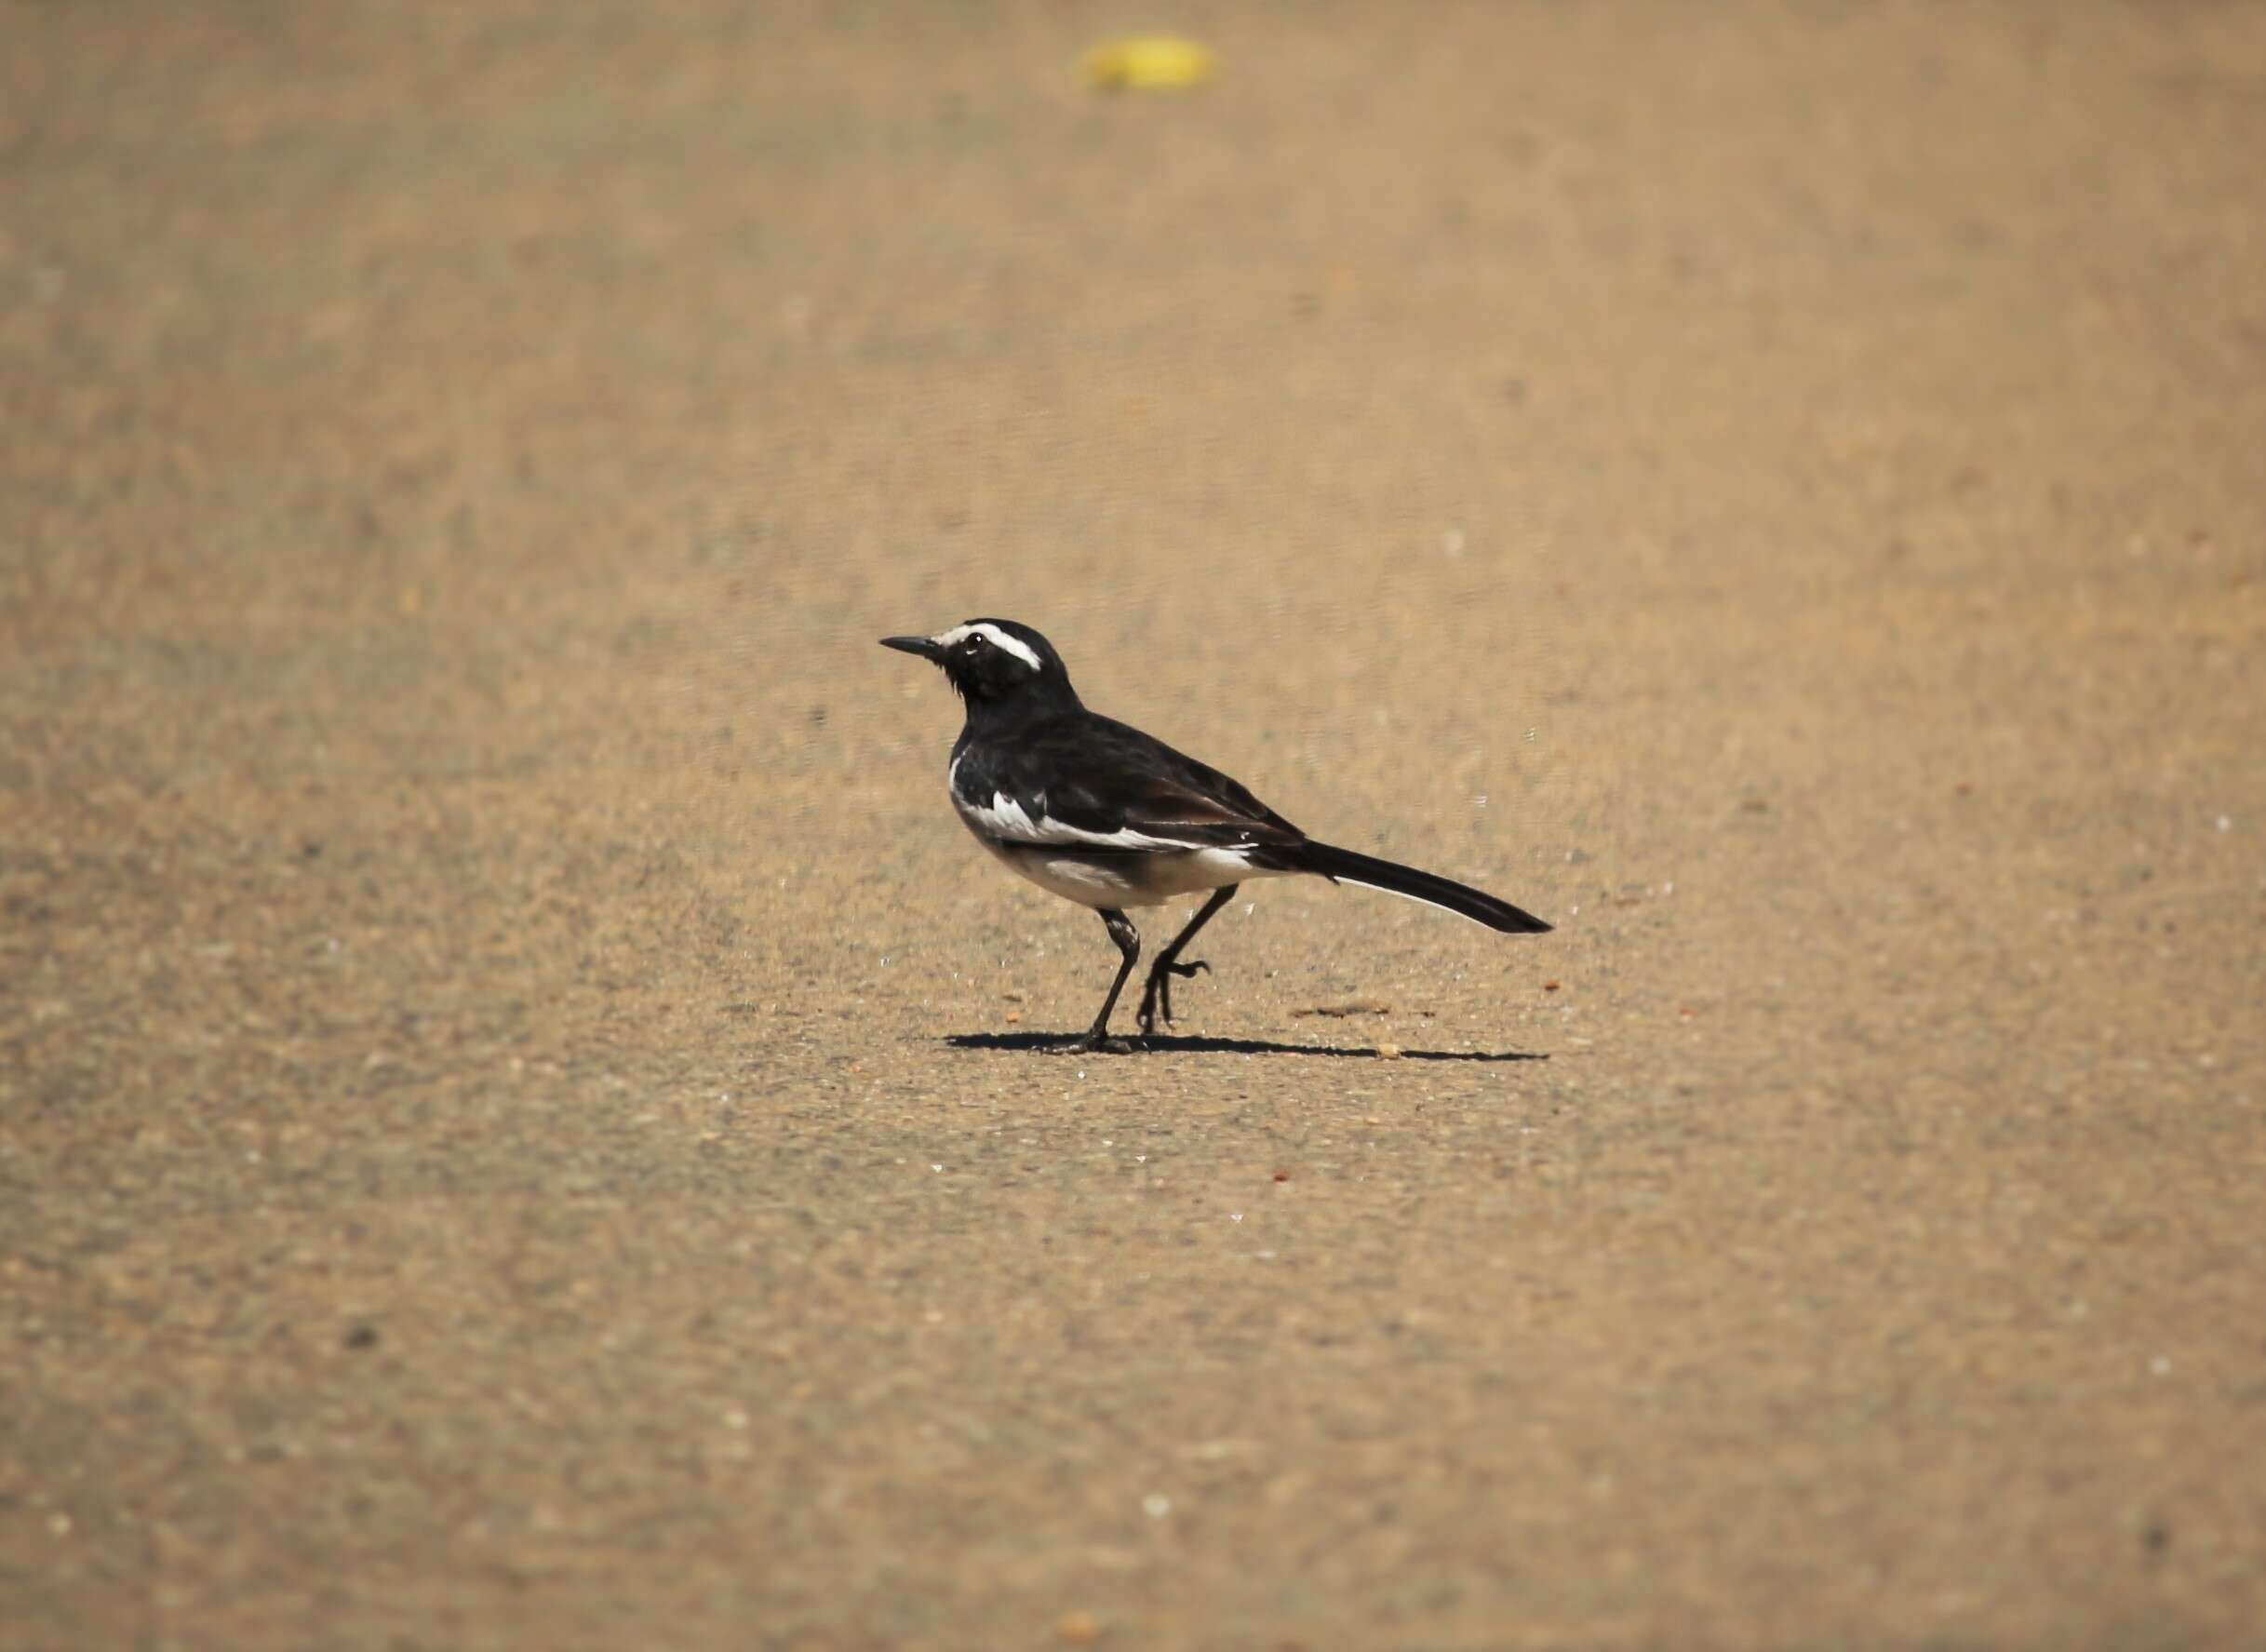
[1138,884,1237,1035]
[1051,908,1140,1054]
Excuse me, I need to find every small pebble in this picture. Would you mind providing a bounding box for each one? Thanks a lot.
[1376,1042,1403,1060]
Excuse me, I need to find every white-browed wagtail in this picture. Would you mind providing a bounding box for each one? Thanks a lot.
[884,619,1551,1053]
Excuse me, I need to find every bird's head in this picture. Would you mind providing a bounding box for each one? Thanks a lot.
[880,619,1076,709]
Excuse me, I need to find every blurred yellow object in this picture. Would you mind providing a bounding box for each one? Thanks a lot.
[1081,35,1218,90]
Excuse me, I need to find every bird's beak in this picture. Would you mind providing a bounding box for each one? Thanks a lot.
[879,634,945,662]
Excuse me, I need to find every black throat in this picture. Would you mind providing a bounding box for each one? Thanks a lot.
[952,665,1082,742]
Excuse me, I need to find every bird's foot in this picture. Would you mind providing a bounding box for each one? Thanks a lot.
[1044,1032,1136,1055]
[1136,958,1211,1036]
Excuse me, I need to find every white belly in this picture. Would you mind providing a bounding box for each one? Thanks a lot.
[978,837,1287,910]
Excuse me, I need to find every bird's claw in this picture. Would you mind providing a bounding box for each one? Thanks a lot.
[1046,1033,1134,1055]
[1136,957,1211,1035]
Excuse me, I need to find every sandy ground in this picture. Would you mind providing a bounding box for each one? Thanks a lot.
[5,3,2265,1646]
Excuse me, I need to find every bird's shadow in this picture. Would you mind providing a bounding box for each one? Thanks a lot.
[945,1031,1547,1063]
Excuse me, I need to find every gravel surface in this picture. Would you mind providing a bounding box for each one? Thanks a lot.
[6,3,2264,1646]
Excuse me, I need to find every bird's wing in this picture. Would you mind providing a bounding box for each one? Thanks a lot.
[960,713,1306,852]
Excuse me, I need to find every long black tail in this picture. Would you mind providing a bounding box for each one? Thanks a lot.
[1283,841,1552,934]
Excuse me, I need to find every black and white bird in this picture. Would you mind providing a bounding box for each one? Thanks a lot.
[883,619,1551,1052]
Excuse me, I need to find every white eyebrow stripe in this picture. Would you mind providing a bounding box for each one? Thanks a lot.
[932,622,1042,672]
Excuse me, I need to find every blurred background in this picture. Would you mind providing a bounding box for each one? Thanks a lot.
[5,3,2263,1646]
